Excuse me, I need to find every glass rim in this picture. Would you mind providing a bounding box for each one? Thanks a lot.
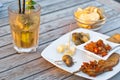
[8,2,41,14]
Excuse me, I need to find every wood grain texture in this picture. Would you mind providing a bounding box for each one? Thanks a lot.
[0,41,51,72]
[0,0,120,80]
[97,0,120,13]
[0,1,103,36]
[0,0,118,36]
[0,58,54,80]
[0,0,90,21]
[63,75,88,80]
[0,0,67,19]
[23,67,71,80]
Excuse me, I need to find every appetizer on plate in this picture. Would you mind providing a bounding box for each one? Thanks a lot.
[74,53,120,77]
[107,33,120,44]
[41,28,120,80]
[74,6,106,30]
[72,32,90,45]
[84,39,111,57]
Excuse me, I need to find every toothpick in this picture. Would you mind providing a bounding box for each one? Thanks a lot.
[68,24,72,50]
[73,70,81,74]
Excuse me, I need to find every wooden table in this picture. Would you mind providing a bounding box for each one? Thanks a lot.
[0,0,120,80]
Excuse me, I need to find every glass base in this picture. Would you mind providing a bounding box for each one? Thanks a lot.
[14,46,37,53]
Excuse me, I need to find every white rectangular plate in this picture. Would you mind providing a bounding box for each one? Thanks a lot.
[41,28,120,80]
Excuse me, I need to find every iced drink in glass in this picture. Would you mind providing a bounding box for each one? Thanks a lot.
[8,3,40,53]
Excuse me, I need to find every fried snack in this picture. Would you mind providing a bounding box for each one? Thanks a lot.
[79,53,120,77]
[74,6,104,29]
[107,33,120,43]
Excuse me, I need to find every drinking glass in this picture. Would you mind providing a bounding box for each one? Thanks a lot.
[8,2,41,53]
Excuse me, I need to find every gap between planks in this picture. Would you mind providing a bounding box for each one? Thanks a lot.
[0,1,118,37]
[0,0,90,19]
[0,0,91,27]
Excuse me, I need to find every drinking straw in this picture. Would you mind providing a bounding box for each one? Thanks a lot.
[22,0,25,14]
[18,0,21,13]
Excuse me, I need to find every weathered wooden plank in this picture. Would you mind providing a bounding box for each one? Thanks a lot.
[0,0,66,12]
[0,7,118,38]
[63,75,88,80]
[0,0,67,19]
[0,25,10,37]
[97,0,120,13]
[0,1,90,26]
[0,58,54,80]
[0,1,103,36]
[0,35,12,47]
[23,67,71,80]
[0,0,90,19]
[98,15,120,33]
[105,27,120,36]
[0,57,71,80]
[0,41,51,73]
[41,0,102,24]
[0,1,118,37]
[0,0,15,3]
[0,1,15,11]
[0,45,16,59]
[110,72,120,80]
[0,17,9,27]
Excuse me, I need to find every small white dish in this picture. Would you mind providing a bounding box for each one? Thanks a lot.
[76,37,120,60]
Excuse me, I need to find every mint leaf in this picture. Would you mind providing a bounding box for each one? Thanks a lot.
[26,0,36,6]
[26,6,35,9]
[26,0,36,9]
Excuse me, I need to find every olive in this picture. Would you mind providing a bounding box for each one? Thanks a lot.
[72,32,88,45]
[74,40,82,45]
[62,55,74,67]
[72,33,79,42]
